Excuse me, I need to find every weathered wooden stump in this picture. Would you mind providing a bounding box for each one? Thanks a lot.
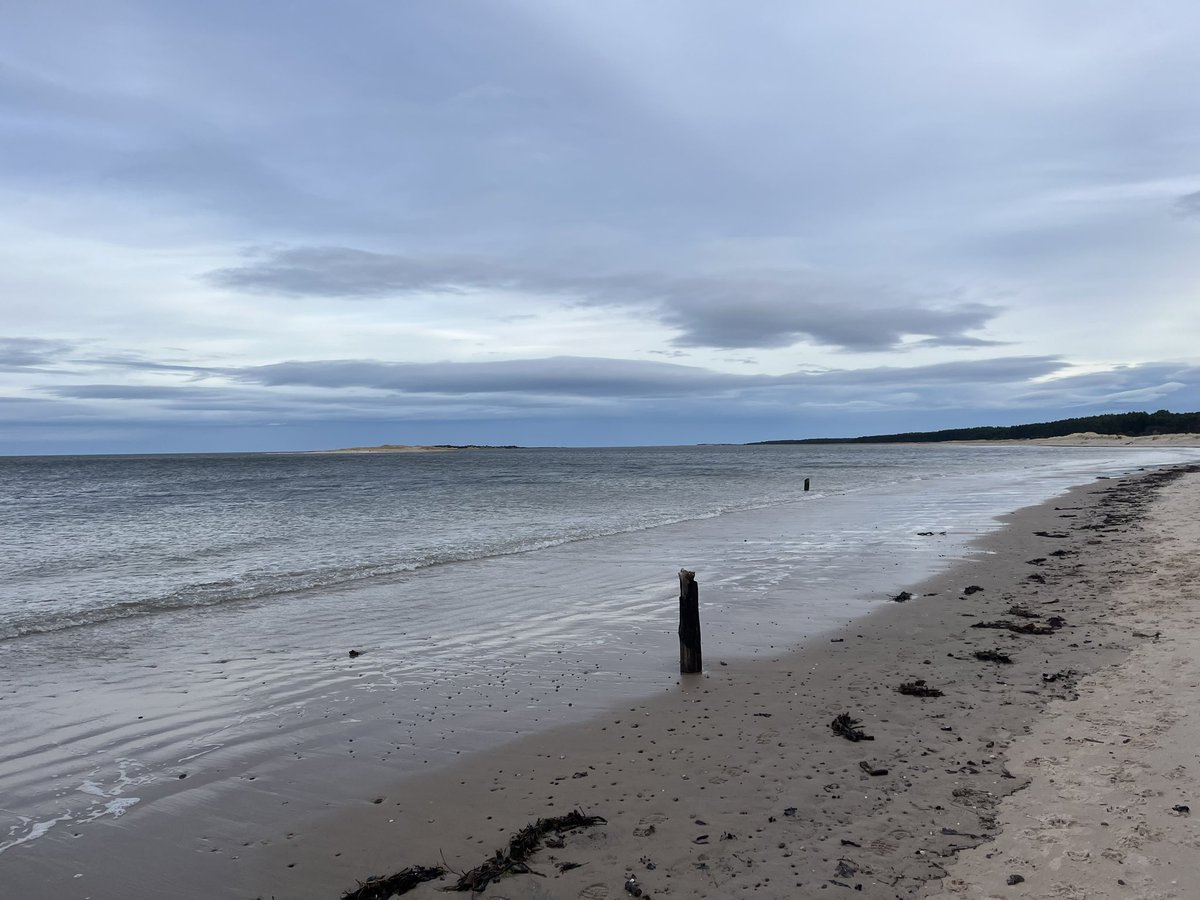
[678,568,702,673]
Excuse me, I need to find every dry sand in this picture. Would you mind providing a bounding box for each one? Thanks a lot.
[233,466,1200,900]
[932,472,1200,899]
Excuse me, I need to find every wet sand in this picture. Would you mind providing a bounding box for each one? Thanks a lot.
[7,466,1198,899]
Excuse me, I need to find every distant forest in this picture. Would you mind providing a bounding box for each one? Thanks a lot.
[752,409,1200,445]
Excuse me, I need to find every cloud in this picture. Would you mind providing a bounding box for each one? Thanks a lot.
[1175,190,1200,217]
[1014,364,1200,408]
[18,353,1200,452]
[207,246,1003,351]
[225,354,1064,400]
[231,356,745,397]
[641,274,1002,351]
[49,384,232,401]
[0,337,75,370]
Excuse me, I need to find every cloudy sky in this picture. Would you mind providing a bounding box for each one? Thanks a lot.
[3,2,1200,453]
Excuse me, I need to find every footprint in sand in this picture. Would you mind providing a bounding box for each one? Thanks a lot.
[755,730,779,745]
[578,883,610,899]
[633,813,667,837]
[870,838,896,856]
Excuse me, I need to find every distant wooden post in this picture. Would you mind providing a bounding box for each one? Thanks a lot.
[678,569,702,673]
[804,477,811,491]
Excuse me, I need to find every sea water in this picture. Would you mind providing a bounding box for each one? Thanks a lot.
[1,443,1197,855]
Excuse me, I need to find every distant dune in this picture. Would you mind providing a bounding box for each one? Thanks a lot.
[959,432,1200,447]
[321,444,460,454]
[319,444,522,453]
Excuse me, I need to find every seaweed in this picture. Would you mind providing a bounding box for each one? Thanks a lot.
[341,865,446,900]
[453,810,607,893]
[970,620,1053,635]
[897,679,944,698]
[973,649,1013,664]
[340,810,606,898]
[831,712,874,742]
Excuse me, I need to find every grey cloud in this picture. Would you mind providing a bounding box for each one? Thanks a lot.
[1175,191,1200,217]
[228,354,1065,400]
[828,357,1062,386]
[49,384,231,401]
[207,247,514,298]
[0,337,75,370]
[79,355,217,376]
[208,247,1002,351]
[1012,364,1200,408]
[25,356,1199,439]
[233,356,746,398]
[645,275,1002,350]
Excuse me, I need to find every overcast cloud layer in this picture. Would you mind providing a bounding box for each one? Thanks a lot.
[2,2,1199,452]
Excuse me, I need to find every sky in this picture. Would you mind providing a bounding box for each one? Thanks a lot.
[3,1,1200,453]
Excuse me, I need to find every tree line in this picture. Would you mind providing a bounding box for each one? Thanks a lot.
[752,409,1200,444]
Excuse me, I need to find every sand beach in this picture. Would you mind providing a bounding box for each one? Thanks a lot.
[298,465,1200,900]
[4,461,1200,899]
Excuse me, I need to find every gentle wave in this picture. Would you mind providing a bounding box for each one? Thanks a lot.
[0,489,829,641]
[2,445,1190,644]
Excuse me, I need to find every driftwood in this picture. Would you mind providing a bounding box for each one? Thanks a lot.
[831,712,874,742]
[341,865,445,900]
[971,620,1054,635]
[454,810,606,893]
[1007,605,1041,619]
[678,569,702,673]
[974,649,1013,664]
[897,679,944,697]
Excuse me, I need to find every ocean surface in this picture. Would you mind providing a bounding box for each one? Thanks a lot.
[2,443,1198,858]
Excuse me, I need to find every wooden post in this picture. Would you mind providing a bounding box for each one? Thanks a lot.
[678,568,702,673]
[804,477,810,491]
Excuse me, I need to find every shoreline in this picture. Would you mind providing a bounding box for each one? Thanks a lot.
[233,465,1192,900]
[5,463,1196,898]
[265,465,1197,897]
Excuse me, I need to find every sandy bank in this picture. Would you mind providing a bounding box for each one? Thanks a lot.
[956,432,1200,448]
[317,445,461,454]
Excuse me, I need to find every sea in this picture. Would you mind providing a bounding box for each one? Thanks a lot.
[2,443,1198,858]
